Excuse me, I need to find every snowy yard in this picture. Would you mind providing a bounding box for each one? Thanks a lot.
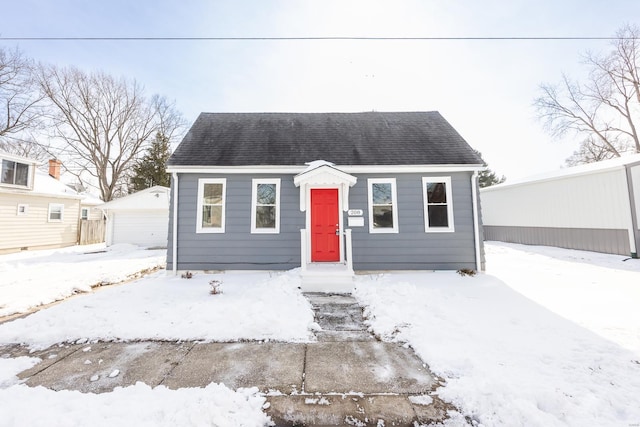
[355,242,640,426]
[0,243,166,317]
[1,242,639,426]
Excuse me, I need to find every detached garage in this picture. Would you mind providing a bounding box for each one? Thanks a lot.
[99,186,170,248]
[481,154,640,257]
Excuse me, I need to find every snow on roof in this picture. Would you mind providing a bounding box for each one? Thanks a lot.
[15,170,82,199]
[481,153,640,192]
[98,186,170,211]
[80,194,104,206]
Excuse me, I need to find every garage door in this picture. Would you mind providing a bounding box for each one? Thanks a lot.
[112,210,169,247]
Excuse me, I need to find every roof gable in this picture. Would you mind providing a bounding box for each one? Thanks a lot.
[168,112,483,167]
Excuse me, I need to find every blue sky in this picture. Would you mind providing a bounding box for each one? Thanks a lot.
[2,0,640,180]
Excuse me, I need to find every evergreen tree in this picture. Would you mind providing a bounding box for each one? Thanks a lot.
[474,150,506,188]
[478,169,506,188]
[129,132,171,192]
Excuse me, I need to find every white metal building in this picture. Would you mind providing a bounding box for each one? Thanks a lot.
[481,154,640,257]
[99,186,170,248]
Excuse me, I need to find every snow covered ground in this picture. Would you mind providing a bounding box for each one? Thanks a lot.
[1,241,639,426]
[354,242,640,427]
[0,269,315,349]
[485,242,640,356]
[0,243,166,317]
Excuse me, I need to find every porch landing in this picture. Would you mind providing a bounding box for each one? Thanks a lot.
[300,263,354,293]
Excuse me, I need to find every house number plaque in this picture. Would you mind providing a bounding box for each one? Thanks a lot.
[347,209,363,216]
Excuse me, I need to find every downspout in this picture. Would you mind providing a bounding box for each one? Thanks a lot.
[624,166,639,258]
[471,171,482,271]
[172,172,179,274]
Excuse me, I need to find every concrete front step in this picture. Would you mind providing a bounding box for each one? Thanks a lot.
[314,330,375,342]
[305,292,376,342]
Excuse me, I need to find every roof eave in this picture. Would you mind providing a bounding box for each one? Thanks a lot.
[167,164,486,174]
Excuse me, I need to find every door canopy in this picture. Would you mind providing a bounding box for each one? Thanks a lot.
[293,160,357,212]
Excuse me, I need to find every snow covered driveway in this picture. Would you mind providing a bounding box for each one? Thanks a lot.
[355,242,640,426]
[0,244,166,318]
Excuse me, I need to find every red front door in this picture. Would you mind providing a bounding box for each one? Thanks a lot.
[311,189,340,262]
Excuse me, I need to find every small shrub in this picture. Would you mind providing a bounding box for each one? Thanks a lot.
[209,280,223,295]
[457,268,476,277]
[181,271,193,279]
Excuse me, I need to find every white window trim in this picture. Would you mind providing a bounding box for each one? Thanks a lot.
[367,178,399,234]
[81,207,89,220]
[196,178,227,233]
[251,178,281,234]
[48,203,64,222]
[422,176,455,232]
[17,204,28,216]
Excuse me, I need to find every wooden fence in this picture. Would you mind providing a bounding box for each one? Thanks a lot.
[79,219,106,245]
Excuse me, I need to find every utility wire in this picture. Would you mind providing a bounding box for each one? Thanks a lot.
[0,36,628,41]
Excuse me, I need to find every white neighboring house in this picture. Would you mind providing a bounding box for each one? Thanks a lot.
[481,154,640,257]
[0,152,87,254]
[99,186,170,248]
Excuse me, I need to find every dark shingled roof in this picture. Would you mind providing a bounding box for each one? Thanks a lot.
[168,112,483,166]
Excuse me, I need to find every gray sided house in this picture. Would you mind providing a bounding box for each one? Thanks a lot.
[167,112,485,291]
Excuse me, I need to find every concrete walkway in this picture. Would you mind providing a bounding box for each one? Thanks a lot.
[1,294,451,426]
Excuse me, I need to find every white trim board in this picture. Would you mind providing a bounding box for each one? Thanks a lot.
[168,164,485,174]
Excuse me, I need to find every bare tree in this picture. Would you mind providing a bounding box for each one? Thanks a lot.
[565,135,628,166]
[0,46,44,141]
[37,65,185,201]
[534,24,640,164]
[0,137,51,162]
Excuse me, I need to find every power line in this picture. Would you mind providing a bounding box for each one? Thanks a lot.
[0,36,627,41]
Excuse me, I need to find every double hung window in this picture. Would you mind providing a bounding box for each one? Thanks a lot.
[367,178,399,233]
[48,203,64,222]
[422,177,454,232]
[196,179,226,233]
[251,179,280,233]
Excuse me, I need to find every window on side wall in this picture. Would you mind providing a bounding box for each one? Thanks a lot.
[251,179,280,233]
[422,177,454,232]
[81,208,89,220]
[196,178,226,233]
[48,203,64,222]
[367,178,399,233]
[1,159,30,187]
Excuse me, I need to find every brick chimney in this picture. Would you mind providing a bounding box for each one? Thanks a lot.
[48,159,62,180]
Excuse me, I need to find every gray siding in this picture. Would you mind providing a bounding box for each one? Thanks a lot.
[168,174,304,270]
[484,225,631,256]
[348,173,478,270]
[168,171,481,271]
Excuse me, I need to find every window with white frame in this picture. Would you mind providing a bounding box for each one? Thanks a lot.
[48,203,64,222]
[17,204,28,216]
[251,179,280,233]
[81,207,89,220]
[196,178,226,233]
[1,159,30,187]
[422,177,454,232]
[367,178,399,233]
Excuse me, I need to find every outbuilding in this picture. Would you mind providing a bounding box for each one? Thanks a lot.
[481,154,640,257]
[99,186,170,248]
